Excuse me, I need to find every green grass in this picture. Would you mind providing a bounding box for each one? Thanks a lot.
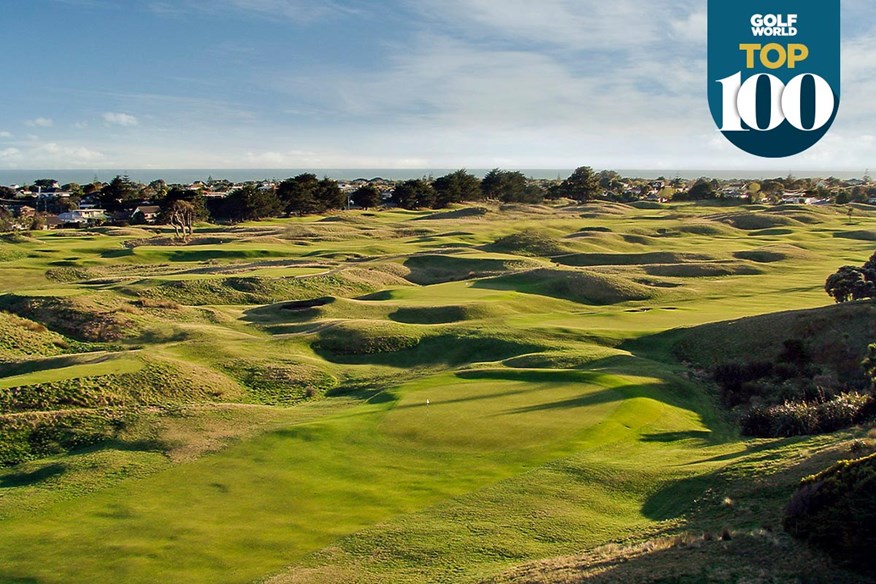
[0,354,143,389]
[1,202,875,583]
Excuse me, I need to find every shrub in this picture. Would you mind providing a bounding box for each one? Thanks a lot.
[740,392,874,437]
[784,453,876,574]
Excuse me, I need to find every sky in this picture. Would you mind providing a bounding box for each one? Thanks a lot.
[1,0,875,171]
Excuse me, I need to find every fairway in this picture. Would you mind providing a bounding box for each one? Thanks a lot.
[2,201,875,583]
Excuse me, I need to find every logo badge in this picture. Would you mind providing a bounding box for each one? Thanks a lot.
[708,1,841,158]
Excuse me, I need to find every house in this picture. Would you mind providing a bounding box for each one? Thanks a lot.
[58,209,107,226]
[43,215,64,230]
[131,205,161,223]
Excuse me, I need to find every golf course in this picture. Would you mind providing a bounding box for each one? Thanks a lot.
[1,200,874,583]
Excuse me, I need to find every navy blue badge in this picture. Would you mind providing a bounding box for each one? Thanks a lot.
[708,1,841,158]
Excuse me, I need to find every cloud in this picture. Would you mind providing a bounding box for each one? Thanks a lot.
[26,117,54,128]
[37,143,105,163]
[0,142,105,169]
[224,0,360,20]
[670,9,707,44]
[410,0,699,52]
[0,131,12,139]
[103,112,140,126]
[152,0,362,23]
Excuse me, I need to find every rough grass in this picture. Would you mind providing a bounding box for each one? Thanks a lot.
[402,254,539,285]
[0,295,140,342]
[478,268,656,305]
[733,244,816,263]
[712,212,803,231]
[486,230,571,257]
[0,312,94,362]
[140,267,411,305]
[315,321,425,355]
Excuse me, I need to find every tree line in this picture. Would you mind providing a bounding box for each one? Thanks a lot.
[213,167,605,221]
[55,167,603,224]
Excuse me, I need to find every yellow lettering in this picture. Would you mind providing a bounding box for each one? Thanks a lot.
[760,43,786,69]
[787,44,809,68]
[739,43,761,69]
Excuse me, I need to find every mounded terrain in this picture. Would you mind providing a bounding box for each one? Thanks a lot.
[1,201,875,583]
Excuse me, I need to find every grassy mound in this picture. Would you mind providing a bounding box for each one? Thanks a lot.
[485,230,570,257]
[389,304,510,324]
[554,251,715,267]
[0,244,26,262]
[713,212,803,230]
[140,267,411,306]
[0,356,241,465]
[671,222,738,237]
[402,255,537,285]
[0,313,92,362]
[643,262,763,278]
[834,230,876,241]
[502,347,622,369]
[223,361,336,405]
[315,321,424,355]
[0,295,140,342]
[734,245,816,263]
[0,356,240,415]
[663,302,876,383]
[1,409,136,467]
[478,268,655,305]
[44,267,100,282]
[415,207,490,221]
[315,323,543,368]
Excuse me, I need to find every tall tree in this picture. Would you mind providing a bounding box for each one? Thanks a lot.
[0,208,13,232]
[481,169,527,202]
[433,169,481,208]
[392,179,435,210]
[556,166,601,201]
[351,184,381,210]
[315,177,345,211]
[165,200,196,240]
[165,187,208,220]
[277,174,320,216]
[100,175,142,210]
[224,184,283,221]
[62,182,84,197]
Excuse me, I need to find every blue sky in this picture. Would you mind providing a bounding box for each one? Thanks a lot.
[1,0,875,170]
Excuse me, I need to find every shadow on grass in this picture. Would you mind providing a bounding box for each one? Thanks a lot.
[498,388,622,415]
[0,463,66,488]
[402,255,516,285]
[640,430,715,443]
[0,355,97,378]
[314,334,544,369]
[0,575,40,584]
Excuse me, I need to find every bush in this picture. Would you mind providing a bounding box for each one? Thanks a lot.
[784,453,876,574]
[740,392,874,437]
